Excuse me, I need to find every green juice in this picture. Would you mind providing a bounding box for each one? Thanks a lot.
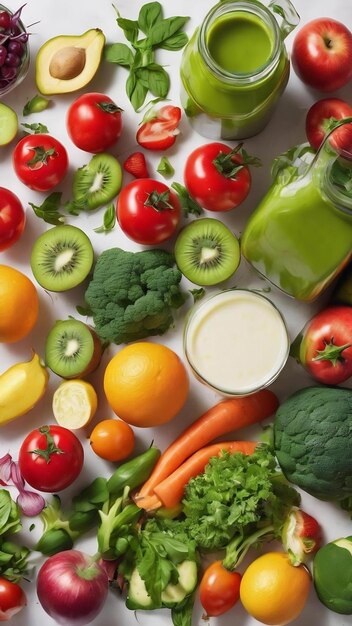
[207,11,274,74]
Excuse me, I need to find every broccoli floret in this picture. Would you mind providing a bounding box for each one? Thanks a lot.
[84,248,187,344]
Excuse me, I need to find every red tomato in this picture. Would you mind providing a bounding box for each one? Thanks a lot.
[297,305,352,385]
[199,561,241,617]
[292,18,352,92]
[184,142,254,212]
[18,425,84,492]
[117,178,181,245]
[306,98,352,153]
[136,105,181,151]
[0,579,26,622]
[66,93,123,153]
[13,134,68,192]
[0,187,25,252]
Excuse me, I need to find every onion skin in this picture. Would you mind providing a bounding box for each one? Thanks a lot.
[36,550,109,625]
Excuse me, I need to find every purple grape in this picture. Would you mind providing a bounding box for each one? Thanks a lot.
[7,40,24,56]
[0,79,7,89]
[0,45,7,66]
[0,11,10,31]
[1,65,17,81]
[5,52,21,67]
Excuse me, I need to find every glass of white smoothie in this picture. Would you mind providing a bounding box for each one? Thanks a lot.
[184,289,289,396]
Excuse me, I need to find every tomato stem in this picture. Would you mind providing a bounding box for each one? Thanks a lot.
[30,426,64,463]
[26,146,56,168]
[313,339,352,366]
[213,143,261,179]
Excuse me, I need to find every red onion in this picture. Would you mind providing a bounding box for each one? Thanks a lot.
[36,550,109,625]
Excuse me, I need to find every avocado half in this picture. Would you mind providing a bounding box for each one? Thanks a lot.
[36,28,105,95]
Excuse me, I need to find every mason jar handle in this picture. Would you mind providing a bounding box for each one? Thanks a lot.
[268,0,300,38]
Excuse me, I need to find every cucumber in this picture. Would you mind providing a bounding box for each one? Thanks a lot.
[126,560,198,610]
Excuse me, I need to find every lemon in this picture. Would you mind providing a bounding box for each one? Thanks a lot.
[53,380,98,429]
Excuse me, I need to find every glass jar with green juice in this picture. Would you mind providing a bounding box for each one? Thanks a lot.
[180,0,299,140]
[241,120,352,302]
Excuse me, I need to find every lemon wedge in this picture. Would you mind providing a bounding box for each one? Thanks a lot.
[53,379,98,429]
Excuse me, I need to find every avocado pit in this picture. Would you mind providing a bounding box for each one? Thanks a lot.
[49,46,86,80]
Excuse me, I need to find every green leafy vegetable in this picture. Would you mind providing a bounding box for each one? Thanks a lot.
[23,94,50,116]
[171,182,203,217]
[330,159,352,194]
[94,204,116,233]
[157,156,175,177]
[189,288,205,303]
[22,122,49,135]
[0,491,29,582]
[105,3,189,110]
[0,491,22,536]
[84,247,187,344]
[28,192,65,226]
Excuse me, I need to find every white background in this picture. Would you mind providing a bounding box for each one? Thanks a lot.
[1,0,352,625]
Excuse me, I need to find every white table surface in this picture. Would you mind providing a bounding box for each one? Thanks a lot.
[1,1,351,625]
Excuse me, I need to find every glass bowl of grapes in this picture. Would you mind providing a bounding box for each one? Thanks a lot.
[0,4,30,95]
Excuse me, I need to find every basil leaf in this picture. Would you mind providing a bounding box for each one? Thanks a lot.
[126,72,148,111]
[134,47,155,68]
[138,2,162,34]
[0,492,12,534]
[116,17,139,43]
[136,63,169,97]
[160,31,188,51]
[22,122,49,135]
[28,192,65,226]
[171,594,195,626]
[23,94,50,116]
[157,156,174,178]
[94,204,116,233]
[104,43,134,67]
[145,16,190,48]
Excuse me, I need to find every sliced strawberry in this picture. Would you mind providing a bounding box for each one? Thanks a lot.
[123,152,149,179]
[137,105,182,151]
[282,507,322,565]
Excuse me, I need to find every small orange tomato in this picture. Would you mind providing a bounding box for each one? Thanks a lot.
[90,419,135,462]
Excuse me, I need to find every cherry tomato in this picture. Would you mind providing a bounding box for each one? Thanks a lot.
[296,305,352,385]
[90,419,135,462]
[12,134,68,192]
[136,105,181,151]
[0,578,26,622]
[199,561,241,617]
[67,92,123,153]
[305,98,352,154]
[18,425,84,492]
[117,178,181,245]
[0,187,25,252]
[184,142,256,212]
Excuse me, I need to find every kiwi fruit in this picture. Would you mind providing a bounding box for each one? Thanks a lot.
[31,225,94,292]
[72,153,122,210]
[45,319,102,379]
[174,218,240,286]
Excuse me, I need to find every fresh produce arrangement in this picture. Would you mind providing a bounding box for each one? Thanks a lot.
[0,1,352,625]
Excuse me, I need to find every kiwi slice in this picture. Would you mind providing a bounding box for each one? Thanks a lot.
[174,218,240,286]
[31,224,94,292]
[45,319,102,379]
[0,102,18,146]
[72,153,122,211]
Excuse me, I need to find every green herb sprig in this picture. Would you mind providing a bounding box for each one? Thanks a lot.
[105,2,189,111]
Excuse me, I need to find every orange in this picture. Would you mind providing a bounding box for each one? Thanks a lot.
[103,342,189,427]
[0,265,39,343]
[90,419,135,462]
[240,552,311,625]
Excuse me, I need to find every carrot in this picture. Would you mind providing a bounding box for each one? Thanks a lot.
[149,440,258,510]
[135,389,278,506]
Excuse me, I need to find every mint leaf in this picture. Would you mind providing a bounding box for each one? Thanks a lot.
[94,204,116,233]
[28,192,65,226]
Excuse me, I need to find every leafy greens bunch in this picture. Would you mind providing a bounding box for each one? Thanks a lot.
[105,2,189,110]
[0,490,30,582]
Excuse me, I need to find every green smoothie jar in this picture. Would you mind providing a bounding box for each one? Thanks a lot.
[241,121,352,301]
[180,0,299,140]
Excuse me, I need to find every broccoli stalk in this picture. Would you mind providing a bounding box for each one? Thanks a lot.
[97,487,141,559]
[222,525,275,570]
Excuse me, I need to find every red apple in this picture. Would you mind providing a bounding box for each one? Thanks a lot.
[292,18,352,92]
[306,98,352,155]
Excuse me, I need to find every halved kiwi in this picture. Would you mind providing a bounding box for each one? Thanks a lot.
[174,218,240,286]
[72,153,122,210]
[31,224,94,292]
[45,319,102,379]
